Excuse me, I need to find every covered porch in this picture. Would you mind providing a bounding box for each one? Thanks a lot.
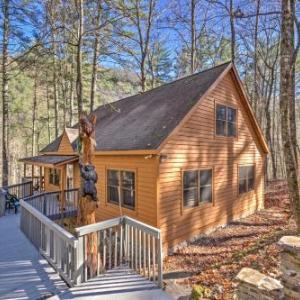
[19,154,79,193]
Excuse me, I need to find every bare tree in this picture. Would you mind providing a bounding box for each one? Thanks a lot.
[90,1,102,113]
[75,0,84,116]
[1,0,9,186]
[280,0,300,230]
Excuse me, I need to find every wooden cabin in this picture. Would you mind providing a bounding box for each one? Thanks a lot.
[20,62,269,251]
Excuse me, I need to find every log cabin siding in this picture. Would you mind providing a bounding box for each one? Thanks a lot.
[57,131,74,154]
[93,155,159,227]
[158,71,265,250]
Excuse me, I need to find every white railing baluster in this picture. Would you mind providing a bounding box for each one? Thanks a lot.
[108,228,112,269]
[147,234,151,279]
[120,224,123,265]
[103,229,106,268]
[152,236,156,283]
[114,228,118,267]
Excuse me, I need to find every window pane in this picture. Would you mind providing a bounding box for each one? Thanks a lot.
[216,120,226,136]
[183,171,198,189]
[248,178,254,190]
[121,171,135,189]
[228,122,236,137]
[227,108,236,122]
[122,189,135,208]
[121,171,135,208]
[216,105,226,120]
[247,166,255,179]
[108,170,119,186]
[183,189,198,207]
[239,166,247,179]
[239,179,247,194]
[200,186,212,203]
[200,170,212,186]
[108,186,119,203]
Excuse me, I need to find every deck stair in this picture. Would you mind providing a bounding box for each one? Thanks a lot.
[19,192,164,294]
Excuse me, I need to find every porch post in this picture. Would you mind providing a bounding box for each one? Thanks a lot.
[39,166,42,192]
[31,165,34,186]
[23,163,27,180]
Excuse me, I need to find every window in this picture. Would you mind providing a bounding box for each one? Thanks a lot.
[49,168,60,186]
[216,104,237,137]
[239,165,255,194]
[183,169,213,207]
[107,169,135,209]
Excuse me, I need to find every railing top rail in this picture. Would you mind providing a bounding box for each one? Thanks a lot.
[63,188,79,193]
[22,191,60,201]
[75,215,161,239]
[20,199,77,246]
[2,181,33,190]
[75,217,123,237]
[124,216,160,238]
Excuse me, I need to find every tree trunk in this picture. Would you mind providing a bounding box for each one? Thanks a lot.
[77,115,99,277]
[190,0,196,74]
[69,54,75,126]
[1,0,9,186]
[90,1,101,113]
[76,0,84,117]
[280,0,300,231]
[32,66,38,156]
[46,76,52,144]
[253,0,260,114]
[229,0,235,62]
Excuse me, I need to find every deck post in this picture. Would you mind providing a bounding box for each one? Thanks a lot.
[157,234,163,288]
[73,236,84,285]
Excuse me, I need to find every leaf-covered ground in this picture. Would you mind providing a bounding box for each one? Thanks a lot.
[164,205,296,299]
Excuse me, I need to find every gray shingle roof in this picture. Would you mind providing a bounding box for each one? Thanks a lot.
[20,155,78,165]
[41,62,231,152]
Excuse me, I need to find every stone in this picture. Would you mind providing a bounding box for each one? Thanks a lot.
[235,268,284,300]
[278,236,300,252]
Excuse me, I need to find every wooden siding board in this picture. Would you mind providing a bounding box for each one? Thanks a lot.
[93,155,159,227]
[158,71,266,249]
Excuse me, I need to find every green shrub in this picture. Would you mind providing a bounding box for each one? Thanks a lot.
[189,284,211,300]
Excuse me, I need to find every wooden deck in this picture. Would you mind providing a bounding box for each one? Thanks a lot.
[50,267,172,299]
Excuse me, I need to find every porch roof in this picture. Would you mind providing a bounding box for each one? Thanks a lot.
[19,155,78,167]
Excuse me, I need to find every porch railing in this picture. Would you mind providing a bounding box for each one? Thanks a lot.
[75,216,163,287]
[23,189,79,220]
[3,181,33,199]
[20,194,163,288]
[20,199,78,286]
[23,176,44,192]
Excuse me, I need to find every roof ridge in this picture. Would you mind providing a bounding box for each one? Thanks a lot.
[92,61,232,113]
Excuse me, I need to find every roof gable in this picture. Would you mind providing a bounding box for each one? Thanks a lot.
[157,64,269,155]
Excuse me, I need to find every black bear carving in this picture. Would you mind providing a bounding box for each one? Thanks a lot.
[79,162,98,202]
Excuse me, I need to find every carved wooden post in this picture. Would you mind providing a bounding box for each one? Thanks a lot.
[77,113,99,278]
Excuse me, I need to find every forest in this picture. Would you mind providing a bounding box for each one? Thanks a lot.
[0,0,299,187]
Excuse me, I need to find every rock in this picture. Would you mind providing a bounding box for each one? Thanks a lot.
[235,268,284,300]
[278,236,300,252]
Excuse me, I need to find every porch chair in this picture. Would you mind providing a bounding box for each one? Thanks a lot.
[5,191,20,214]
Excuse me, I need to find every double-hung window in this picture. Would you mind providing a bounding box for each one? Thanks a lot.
[183,169,213,207]
[216,104,237,137]
[239,165,255,194]
[107,169,135,209]
[49,168,60,186]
